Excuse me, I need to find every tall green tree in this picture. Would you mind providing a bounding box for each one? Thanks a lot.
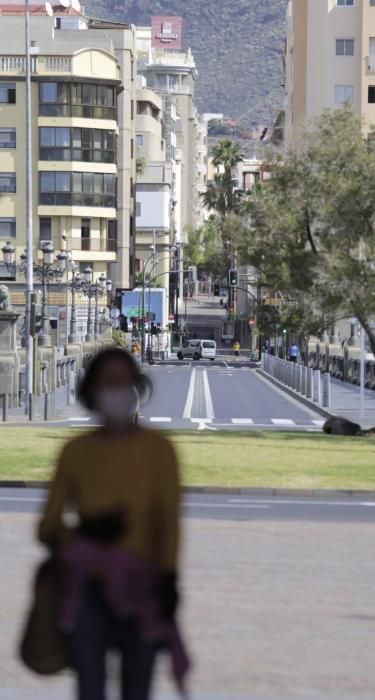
[239,106,375,352]
[203,138,244,217]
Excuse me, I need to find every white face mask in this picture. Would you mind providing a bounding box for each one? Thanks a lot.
[96,386,139,425]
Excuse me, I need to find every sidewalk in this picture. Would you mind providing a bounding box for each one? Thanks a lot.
[328,377,375,427]
[260,368,375,429]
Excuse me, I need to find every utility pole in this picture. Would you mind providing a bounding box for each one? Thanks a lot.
[25,0,34,419]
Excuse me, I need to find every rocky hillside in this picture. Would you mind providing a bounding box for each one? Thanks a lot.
[87,0,286,128]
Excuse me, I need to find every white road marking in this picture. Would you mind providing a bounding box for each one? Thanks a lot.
[68,416,91,422]
[231,418,254,425]
[191,418,217,431]
[202,369,215,419]
[149,417,172,423]
[183,367,196,419]
[183,502,270,509]
[228,498,375,507]
[271,419,296,426]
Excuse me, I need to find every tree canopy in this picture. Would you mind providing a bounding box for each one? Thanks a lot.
[238,106,375,350]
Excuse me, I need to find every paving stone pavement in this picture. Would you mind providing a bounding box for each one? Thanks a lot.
[1,513,375,699]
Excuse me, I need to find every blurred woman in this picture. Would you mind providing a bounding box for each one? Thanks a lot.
[38,348,188,700]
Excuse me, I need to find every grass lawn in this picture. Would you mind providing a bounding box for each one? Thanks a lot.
[0,427,374,490]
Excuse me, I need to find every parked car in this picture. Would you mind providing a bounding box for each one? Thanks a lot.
[200,339,217,360]
[177,339,202,360]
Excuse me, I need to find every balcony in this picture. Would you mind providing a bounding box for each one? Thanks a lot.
[77,238,117,253]
[0,54,71,75]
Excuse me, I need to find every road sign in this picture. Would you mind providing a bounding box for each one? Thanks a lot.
[248,319,255,328]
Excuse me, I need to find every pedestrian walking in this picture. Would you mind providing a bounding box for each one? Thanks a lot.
[288,342,298,363]
[232,340,240,359]
[36,348,189,700]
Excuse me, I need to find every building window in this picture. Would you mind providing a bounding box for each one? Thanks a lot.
[39,127,116,163]
[39,171,116,207]
[335,85,354,104]
[81,218,90,251]
[336,39,354,55]
[136,202,141,217]
[135,134,143,146]
[0,217,16,238]
[39,82,116,119]
[370,0,375,5]
[369,86,375,102]
[130,177,133,198]
[131,100,134,120]
[0,173,16,193]
[39,217,52,242]
[0,128,16,148]
[0,83,15,104]
[337,0,354,5]
[131,138,134,159]
[107,219,117,251]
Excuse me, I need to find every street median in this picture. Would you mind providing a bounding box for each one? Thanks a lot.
[0,428,374,492]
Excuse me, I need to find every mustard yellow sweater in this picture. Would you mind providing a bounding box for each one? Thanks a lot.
[38,428,180,571]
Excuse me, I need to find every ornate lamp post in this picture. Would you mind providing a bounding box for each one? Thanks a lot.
[67,263,81,344]
[1,240,68,347]
[79,267,112,342]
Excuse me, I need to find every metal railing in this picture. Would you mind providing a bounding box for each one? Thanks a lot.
[261,353,331,408]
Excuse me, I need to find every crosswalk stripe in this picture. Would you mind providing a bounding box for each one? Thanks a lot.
[149,417,172,423]
[271,419,296,426]
[231,418,254,425]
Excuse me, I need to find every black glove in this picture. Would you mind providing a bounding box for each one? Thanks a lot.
[157,571,179,621]
[76,509,127,544]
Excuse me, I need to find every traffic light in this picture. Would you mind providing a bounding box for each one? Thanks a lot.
[229,269,239,287]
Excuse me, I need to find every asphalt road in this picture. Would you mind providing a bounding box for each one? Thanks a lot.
[2,489,375,523]
[62,363,325,432]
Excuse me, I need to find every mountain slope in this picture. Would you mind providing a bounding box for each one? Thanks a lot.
[86,0,286,127]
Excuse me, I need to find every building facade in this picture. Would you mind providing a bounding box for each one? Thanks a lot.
[135,75,172,288]
[285,0,375,146]
[0,5,136,341]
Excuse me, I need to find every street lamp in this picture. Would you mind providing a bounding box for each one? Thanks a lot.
[1,240,68,347]
[83,266,94,341]
[67,265,80,344]
[79,268,112,341]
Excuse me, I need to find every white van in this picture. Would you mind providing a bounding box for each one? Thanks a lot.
[200,339,217,360]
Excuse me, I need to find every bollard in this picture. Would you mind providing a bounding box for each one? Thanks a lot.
[322,372,331,408]
[292,363,298,390]
[296,364,303,393]
[2,394,7,422]
[301,366,307,395]
[44,392,55,421]
[307,368,313,399]
[67,370,76,406]
[313,369,321,403]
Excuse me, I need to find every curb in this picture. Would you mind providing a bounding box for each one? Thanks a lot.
[1,481,374,499]
[256,368,335,420]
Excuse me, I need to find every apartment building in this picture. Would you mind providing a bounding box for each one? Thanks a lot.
[135,76,172,287]
[0,5,136,339]
[136,26,201,242]
[285,0,375,146]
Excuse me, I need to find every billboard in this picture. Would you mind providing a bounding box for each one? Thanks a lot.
[151,16,182,50]
[121,288,167,328]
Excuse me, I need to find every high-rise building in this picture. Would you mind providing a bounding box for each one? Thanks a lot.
[0,5,136,340]
[285,0,375,146]
[135,75,172,287]
[136,23,202,242]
